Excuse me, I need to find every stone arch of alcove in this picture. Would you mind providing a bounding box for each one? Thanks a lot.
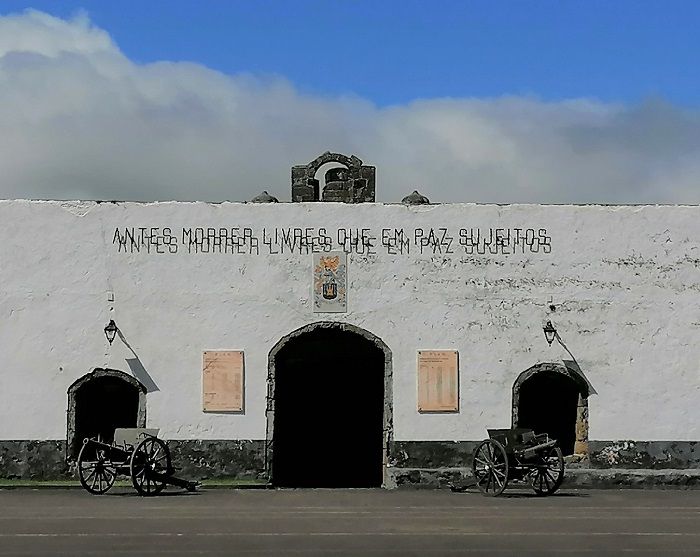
[265,321,393,487]
[512,362,589,457]
[306,152,362,179]
[66,368,146,460]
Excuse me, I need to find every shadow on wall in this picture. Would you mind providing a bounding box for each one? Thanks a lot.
[118,329,159,393]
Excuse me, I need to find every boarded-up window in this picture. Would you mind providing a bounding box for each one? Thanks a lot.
[202,350,244,412]
[417,350,459,412]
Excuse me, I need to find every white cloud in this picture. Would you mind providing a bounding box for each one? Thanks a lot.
[1,10,699,204]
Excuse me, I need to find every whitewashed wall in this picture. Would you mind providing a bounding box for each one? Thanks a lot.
[1,200,698,443]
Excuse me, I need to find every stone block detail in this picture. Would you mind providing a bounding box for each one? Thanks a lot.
[589,441,700,469]
[389,441,479,469]
[0,441,71,480]
[167,440,267,480]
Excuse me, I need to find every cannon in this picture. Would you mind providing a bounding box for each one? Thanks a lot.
[472,428,564,496]
[76,428,198,496]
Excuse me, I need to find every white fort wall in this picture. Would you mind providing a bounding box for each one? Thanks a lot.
[0,199,699,444]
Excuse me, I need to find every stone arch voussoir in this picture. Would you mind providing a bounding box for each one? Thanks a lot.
[305,152,362,178]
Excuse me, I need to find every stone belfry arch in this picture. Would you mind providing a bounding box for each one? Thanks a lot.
[291,152,376,203]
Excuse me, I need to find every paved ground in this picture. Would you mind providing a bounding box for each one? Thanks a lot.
[1,488,700,556]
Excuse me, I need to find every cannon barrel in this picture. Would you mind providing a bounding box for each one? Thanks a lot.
[81,437,132,457]
[515,439,557,459]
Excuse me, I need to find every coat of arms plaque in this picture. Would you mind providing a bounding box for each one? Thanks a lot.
[312,252,347,313]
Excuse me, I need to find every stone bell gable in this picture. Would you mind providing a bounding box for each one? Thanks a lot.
[291,151,376,203]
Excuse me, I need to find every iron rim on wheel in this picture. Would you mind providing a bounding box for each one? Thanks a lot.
[530,444,564,496]
[472,439,509,496]
[130,436,171,496]
[77,440,117,495]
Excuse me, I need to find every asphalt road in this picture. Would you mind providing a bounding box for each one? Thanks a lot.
[1,488,699,556]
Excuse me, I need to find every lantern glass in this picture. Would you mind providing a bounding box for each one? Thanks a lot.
[104,320,118,345]
[543,320,557,346]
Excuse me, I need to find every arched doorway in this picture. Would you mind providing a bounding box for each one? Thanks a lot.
[67,369,146,459]
[266,322,392,487]
[512,363,589,456]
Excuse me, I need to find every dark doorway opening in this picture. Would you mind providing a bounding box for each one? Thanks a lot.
[271,327,386,487]
[516,370,582,455]
[69,373,142,459]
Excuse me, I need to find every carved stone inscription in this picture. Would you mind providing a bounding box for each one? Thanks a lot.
[417,350,459,412]
[202,351,244,412]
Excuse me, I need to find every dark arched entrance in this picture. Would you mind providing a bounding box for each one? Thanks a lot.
[67,369,146,459]
[512,363,589,456]
[267,322,391,487]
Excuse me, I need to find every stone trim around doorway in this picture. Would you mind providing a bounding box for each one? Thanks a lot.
[265,321,393,487]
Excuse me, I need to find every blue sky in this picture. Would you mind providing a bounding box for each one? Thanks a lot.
[0,3,699,203]
[2,0,699,107]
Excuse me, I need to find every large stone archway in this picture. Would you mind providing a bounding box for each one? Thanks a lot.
[66,368,146,460]
[265,322,392,487]
[512,363,589,456]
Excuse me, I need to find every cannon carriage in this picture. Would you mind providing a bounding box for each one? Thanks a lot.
[472,428,565,496]
[76,428,198,496]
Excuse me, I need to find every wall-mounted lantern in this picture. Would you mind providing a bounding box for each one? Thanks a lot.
[543,320,557,346]
[104,320,118,345]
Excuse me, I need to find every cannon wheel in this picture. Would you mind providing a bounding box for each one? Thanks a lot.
[77,440,117,495]
[130,436,170,496]
[530,444,564,496]
[472,439,509,496]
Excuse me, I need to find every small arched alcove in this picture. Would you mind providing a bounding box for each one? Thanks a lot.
[512,363,589,456]
[266,322,392,487]
[66,368,146,459]
[291,152,375,203]
[314,162,352,202]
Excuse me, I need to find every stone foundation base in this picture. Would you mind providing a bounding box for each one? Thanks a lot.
[387,467,700,489]
[0,441,69,479]
[2,439,700,489]
[0,440,266,481]
[167,440,266,481]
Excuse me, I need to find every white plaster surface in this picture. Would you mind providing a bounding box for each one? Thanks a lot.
[1,200,699,442]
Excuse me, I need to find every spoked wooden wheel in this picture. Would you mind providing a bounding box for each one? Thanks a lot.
[77,440,117,495]
[472,439,509,496]
[130,436,171,496]
[530,444,564,496]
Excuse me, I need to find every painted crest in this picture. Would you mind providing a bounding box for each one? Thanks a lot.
[312,252,347,312]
